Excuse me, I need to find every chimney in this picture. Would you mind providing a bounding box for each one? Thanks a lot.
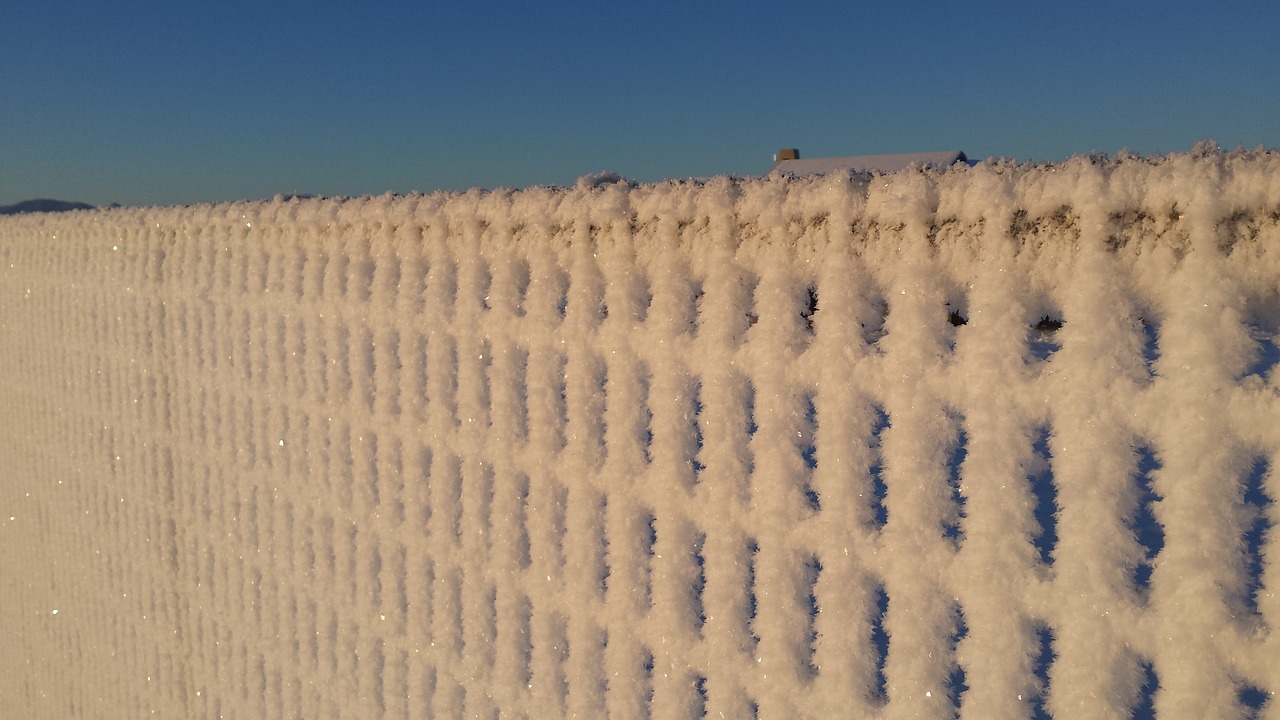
[775,148,799,162]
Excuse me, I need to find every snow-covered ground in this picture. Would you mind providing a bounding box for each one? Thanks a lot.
[1,148,1278,719]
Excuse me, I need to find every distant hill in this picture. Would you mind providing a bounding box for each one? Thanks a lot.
[0,199,96,215]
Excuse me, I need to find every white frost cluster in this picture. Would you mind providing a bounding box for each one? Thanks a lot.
[1,149,1279,719]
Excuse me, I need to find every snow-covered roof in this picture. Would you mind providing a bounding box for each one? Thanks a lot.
[769,150,967,177]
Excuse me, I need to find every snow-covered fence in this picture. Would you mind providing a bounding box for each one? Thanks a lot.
[2,151,1279,720]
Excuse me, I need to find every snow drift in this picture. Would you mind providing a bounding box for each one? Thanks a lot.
[2,149,1278,719]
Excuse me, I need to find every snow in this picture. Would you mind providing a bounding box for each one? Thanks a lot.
[1,148,1279,719]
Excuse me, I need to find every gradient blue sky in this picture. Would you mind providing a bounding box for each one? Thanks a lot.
[4,1,1278,207]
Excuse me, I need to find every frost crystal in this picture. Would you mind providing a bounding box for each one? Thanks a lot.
[1,149,1278,719]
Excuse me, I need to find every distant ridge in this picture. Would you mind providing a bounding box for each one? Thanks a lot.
[0,199,96,215]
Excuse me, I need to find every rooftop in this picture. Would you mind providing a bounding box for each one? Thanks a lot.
[769,149,968,177]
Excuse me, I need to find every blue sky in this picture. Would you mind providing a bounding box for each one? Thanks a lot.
[3,1,1278,207]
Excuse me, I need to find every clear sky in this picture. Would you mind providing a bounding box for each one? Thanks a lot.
[3,1,1278,208]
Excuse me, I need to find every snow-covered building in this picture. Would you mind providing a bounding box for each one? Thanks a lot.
[769,147,968,176]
